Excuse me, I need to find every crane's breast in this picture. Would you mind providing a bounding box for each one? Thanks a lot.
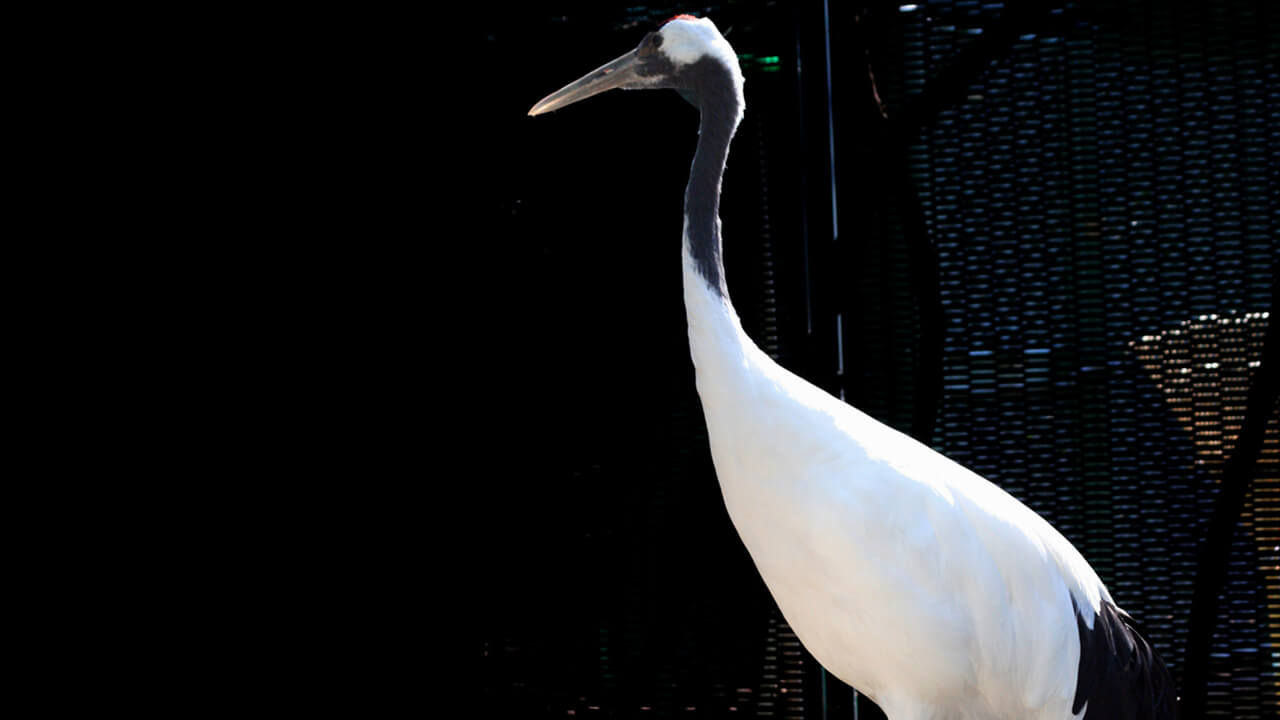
[701,361,1090,716]
[701,378,980,700]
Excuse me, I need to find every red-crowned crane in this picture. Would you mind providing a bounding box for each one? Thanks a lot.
[529,15,1176,720]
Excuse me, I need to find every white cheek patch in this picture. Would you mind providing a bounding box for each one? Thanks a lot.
[660,17,736,68]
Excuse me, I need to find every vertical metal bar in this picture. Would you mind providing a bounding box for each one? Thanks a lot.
[822,0,839,244]
[820,667,828,720]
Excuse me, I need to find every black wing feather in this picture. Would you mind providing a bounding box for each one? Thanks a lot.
[1072,597,1177,719]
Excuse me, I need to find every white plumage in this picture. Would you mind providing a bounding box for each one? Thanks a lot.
[531,15,1173,720]
[687,258,1100,718]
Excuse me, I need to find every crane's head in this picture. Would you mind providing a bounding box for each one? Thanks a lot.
[528,15,741,116]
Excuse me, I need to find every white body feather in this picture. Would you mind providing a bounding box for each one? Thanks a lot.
[684,243,1106,720]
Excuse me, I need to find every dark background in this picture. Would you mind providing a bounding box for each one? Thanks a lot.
[473,1,1278,717]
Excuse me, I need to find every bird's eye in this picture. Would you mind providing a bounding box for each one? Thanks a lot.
[637,32,662,58]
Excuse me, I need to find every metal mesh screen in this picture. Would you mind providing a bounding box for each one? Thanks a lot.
[895,1,1278,715]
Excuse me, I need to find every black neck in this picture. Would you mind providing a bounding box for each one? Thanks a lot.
[683,57,741,297]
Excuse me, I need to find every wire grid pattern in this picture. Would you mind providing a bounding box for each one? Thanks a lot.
[900,1,1278,714]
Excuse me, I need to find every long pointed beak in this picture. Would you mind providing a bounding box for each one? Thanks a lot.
[528,50,644,116]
